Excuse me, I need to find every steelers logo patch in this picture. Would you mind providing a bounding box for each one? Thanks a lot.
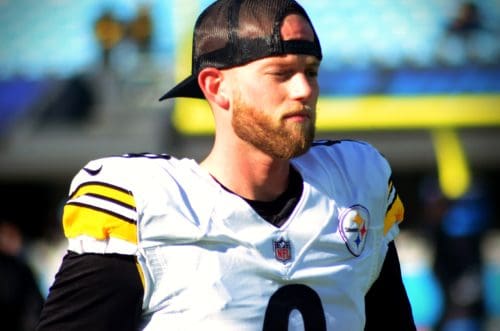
[339,205,370,257]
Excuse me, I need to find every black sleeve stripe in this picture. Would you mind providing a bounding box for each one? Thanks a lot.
[69,181,132,199]
[84,192,137,211]
[66,202,137,225]
[386,188,398,214]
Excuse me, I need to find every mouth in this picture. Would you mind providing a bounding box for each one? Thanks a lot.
[283,109,312,122]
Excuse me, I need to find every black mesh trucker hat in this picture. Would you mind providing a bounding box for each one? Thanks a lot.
[159,0,322,101]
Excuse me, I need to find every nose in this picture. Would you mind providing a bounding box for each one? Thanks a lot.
[290,73,317,101]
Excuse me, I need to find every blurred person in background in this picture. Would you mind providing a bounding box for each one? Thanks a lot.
[420,177,493,331]
[128,5,153,53]
[447,2,482,35]
[0,220,44,331]
[94,10,125,67]
[436,1,498,65]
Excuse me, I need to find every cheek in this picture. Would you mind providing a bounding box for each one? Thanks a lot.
[309,79,320,98]
[246,82,283,108]
[249,78,274,94]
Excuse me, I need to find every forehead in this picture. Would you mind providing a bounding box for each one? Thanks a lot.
[256,53,320,69]
[280,14,315,42]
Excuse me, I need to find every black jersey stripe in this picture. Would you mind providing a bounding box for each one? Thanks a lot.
[82,192,137,211]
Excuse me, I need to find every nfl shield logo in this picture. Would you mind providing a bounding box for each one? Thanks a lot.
[273,238,291,262]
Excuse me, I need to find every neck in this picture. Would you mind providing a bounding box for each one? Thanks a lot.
[200,142,291,201]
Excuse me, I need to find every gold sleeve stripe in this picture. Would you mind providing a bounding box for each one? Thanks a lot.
[70,181,135,209]
[63,204,137,243]
[387,178,394,195]
[136,258,146,289]
[66,202,136,224]
[384,193,404,235]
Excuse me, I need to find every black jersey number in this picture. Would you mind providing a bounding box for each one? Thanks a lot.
[122,152,171,160]
[263,284,326,330]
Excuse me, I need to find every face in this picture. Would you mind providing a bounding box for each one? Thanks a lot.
[229,14,320,159]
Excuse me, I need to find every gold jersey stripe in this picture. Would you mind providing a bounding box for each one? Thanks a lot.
[384,193,404,235]
[63,204,137,244]
[70,181,136,209]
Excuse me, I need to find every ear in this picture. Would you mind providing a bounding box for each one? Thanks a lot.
[198,67,230,109]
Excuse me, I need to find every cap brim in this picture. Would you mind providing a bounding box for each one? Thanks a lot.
[158,75,205,101]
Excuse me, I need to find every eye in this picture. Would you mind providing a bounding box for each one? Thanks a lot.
[306,67,319,78]
[270,69,293,80]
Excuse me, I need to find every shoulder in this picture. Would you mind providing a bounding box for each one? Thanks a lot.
[69,153,176,192]
[301,140,404,240]
[77,152,173,178]
[298,139,391,178]
[63,152,177,255]
[311,139,385,159]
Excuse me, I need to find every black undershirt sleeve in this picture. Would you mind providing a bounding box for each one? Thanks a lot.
[364,241,417,331]
[36,251,143,331]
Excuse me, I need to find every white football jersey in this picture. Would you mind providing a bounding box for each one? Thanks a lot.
[62,140,404,331]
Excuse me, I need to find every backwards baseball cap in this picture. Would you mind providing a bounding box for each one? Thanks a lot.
[159,0,322,101]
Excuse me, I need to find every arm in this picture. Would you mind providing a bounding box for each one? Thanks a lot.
[37,157,144,330]
[364,241,416,331]
[37,251,143,331]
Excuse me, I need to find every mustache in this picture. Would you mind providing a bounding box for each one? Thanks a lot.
[283,105,315,118]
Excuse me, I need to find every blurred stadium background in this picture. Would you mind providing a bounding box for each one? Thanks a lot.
[0,0,499,330]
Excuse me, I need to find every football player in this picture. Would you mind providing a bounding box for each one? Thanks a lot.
[37,0,416,330]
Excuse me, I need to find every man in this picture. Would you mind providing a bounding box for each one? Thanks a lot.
[37,0,416,330]
[1,221,44,331]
